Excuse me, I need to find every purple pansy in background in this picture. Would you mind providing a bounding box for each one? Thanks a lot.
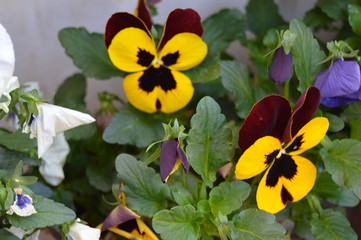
[269,46,293,85]
[314,59,361,107]
[160,139,189,182]
[6,188,37,217]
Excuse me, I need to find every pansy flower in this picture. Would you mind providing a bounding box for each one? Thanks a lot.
[160,139,189,182]
[23,103,95,158]
[6,188,37,217]
[0,23,20,113]
[235,87,329,214]
[314,59,361,107]
[105,2,207,113]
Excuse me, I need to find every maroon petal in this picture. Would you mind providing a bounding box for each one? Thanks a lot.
[160,140,178,182]
[101,205,140,231]
[176,145,189,174]
[105,12,150,48]
[238,95,291,152]
[158,8,203,51]
[314,59,361,98]
[282,87,320,142]
[136,0,153,30]
[269,46,293,85]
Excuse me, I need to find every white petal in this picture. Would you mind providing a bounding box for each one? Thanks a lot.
[7,193,37,217]
[40,134,70,186]
[68,221,101,240]
[6,227,40,240]
[0,76,19,113]
[35,103,95,158]
[0,23,15,77]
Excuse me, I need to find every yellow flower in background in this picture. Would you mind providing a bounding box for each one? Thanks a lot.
[105,2,207,113]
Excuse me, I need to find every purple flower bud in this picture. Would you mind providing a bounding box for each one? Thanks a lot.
[269,46,293,84]
[314,59,361,107]
[160,139,189,182]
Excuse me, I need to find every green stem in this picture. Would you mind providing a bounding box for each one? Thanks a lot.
[284,79,290,100]
[307,194,323,214]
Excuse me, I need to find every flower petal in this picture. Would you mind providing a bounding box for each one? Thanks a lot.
[281,155,316,202]
[0,23,15,77]
[39,133,69,186]
[123,69,194,113]
[0,76,19,113]
[177,145,189,174]
[238,95,291,152]
[160,140,178,182]
[235,136,281,180]
[269,46,293,85]
[101,205,140,231]
[285,117,329,155]
[108,27,156,72]
[68,220,101,240]
[156,70,194,113]
[7,190,37,217]
[314,59,360,98]
[282,87,320,142]
[31,103,95,158]
[256,168,285,214]
[135,0,153,30]
[158,32,207,71]
[158,9,203,51]
[105,12,151,48]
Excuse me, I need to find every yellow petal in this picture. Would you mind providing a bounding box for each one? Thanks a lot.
[158,32,207,71]
[281,155,316,202]
[108,27,156,72]
[256,168,286,214]
[235,136,281,180]
[285,117,329,155]
[123,72,159,113]
[156,70,194,113]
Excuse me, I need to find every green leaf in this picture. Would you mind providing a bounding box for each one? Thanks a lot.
[202,9,246,54]
[220,61,255,118]
[103,104,163,148]
[304,7,333,30]
[184,53,220,83]
[324,113,344,132]
[319,139,361,199]
[230,209,288,240]
[153,205,204,240]
[54,73,86,109]
[0,130,37,151]
[7,197,76,230]
[86,164,114,192]
[170,186,194,206]
[115,154,170,217]
[0,229,19,240]
[246,0,284,37]
[186,97,234,187]
[313,171,359,207]
[58,27,124,79]
[310,209,357,240]
[348,5,361,36]
[318,0,357,20]
[0,147,38,172]
[209,181,250,215]
[290,19,326,92]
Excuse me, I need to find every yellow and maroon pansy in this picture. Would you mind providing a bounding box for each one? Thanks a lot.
[235,87,329,214]
[105,6,207,114]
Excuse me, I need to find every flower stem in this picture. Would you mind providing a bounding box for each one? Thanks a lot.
[320,135,333,149]
[284,79,290,100]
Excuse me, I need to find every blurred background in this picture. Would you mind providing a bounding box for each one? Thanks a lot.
[0,0,316,110]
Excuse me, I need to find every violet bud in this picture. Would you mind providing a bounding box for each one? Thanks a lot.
[269,46,293,84]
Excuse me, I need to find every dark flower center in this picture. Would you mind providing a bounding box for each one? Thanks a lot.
[265,154,297,187]
[138,65,176,93]
[16,194,31,209]
[137,48,155,67]
[162,51,180,66]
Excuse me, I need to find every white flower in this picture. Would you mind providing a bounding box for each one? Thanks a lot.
[67,219,101,240]
[6,188,37,217]
[23,103,95,158]
[39,133,70,186]
[0,23,19,113]
[6,226,40,240]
